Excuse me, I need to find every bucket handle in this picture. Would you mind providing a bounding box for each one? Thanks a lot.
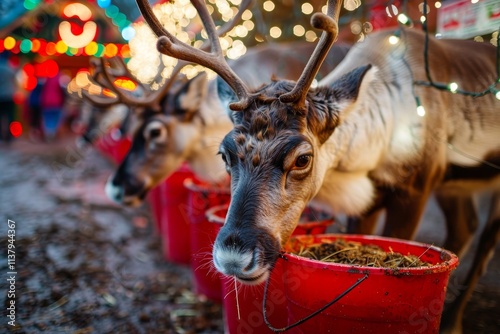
[263,265,369,333]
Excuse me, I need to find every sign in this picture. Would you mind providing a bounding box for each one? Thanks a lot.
[437,0,500,39]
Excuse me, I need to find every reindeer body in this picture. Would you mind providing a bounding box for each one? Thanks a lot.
[315,28,500,233]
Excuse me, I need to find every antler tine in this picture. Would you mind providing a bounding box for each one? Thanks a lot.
[135,0,252,109]
[81,57,121,108]
[279,0,342,107]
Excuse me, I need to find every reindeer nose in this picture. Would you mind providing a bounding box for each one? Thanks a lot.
[212,232,259,277]
[105,176,124,203]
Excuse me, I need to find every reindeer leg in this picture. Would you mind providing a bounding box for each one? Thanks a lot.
[440,190,500,334]
[347,208,384,235]
[382,191,432,240]
[435,184,478,256]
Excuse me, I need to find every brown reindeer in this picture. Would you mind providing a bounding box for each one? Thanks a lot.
[136,0,500,332]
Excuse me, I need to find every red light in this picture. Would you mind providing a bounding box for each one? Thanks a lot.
[23,63,35,76]
[24,76,38,91]
[9,121,23,138]
[45,59,59,78]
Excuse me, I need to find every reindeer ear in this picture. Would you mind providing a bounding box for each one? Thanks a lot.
[330,64,375,103]
[175,72,208,121]
[216,76,238,122]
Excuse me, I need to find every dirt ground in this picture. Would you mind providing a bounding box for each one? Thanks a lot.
[1,135,499,333]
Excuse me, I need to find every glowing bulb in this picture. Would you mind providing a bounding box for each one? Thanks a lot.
[435,2,441,9]
[270,26,282,38]
[495,91,500,100]
[420,15,426,23]
[415,96,425,117]
[471,0,479,3]
[417,105,426,117]
[397,14,410,25]
[263,1,275,12]
[388,35,400,44]
[301,3,313,15]
[293,25,305,37]
[449,82,458,93]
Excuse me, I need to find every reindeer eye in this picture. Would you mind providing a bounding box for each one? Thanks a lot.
[149,128,162,139]
[294,154,311,169]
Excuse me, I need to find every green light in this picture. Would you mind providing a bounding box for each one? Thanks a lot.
[20,39,32,53]
[105,5,119,19]
[95,43,105,57]
[23,0,40,10]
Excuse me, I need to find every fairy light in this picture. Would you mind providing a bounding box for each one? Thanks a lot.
[389,35,400,45]
[263,1,275,12]
[397,13,410,25]
[415,97,426,117]
[301,3,314,15]
[270,27,282,39]
[495,90,500,100]
[448,82,458,93]
[434,2,441,9]
[344,0,361,11]
[413,0,500,99]
[294,25,306,37]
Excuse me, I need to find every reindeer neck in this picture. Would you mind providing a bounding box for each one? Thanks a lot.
[185,79,233,184]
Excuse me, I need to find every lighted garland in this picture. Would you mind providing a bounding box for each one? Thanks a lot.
[414,0,500,99]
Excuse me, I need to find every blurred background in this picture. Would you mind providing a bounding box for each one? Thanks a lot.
[0,0,499,333]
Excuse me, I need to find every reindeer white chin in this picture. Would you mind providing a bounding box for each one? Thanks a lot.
[213,246,273,285]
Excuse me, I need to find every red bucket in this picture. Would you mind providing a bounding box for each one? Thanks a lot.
[94,131,131,164]
[276,234,459,334]
[214,206,335,334]
[185,178,231,302]
[147,186,163,233]
[160,165,195,265]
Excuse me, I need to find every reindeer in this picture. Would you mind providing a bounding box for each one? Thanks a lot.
[136,0,500,332]
[100,1,350,206]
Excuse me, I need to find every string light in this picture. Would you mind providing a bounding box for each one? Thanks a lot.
[397,14,410,25]
[448,82,458,93]
[415,97,426,117]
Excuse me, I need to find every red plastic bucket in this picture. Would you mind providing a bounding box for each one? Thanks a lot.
[213,206,335,333]
[160,165,195,265]
[94,131,131,164]
[185,178,231,302]
[221,259,288,334]
[147,186,163,233]
[275,234,459,334]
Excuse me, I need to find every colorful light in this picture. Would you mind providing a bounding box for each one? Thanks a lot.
[85,42,98,56]
[104,43,118,57]
[4,37,16,50]
[97,0,111,9]
[55,40,68,54]
[9,122,23,138]
[46,42,56,56]
[20,39,32,53]
[114,78,137,91]
[31,39,41,53]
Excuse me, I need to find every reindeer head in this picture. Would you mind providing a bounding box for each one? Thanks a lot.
[137,0,373,282]
[106,72,232,206]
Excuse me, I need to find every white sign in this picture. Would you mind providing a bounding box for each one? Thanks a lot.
[437,0,500,39]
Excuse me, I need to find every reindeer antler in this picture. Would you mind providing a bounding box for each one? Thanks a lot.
[82,56,167,110]
[279,0,342,108]
[136,0,253,111]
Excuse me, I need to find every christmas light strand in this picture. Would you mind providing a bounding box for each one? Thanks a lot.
[414,0,500,99]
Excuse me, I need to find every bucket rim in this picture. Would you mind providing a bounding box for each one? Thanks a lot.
[183,177,231,194]
[283,234,459,276]
[205,204,228,225]
[205,204,337,228]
